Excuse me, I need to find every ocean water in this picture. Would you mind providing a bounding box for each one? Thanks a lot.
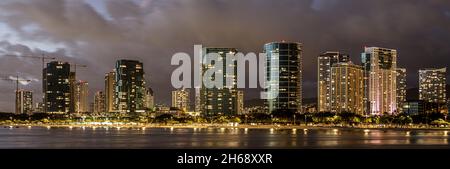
[0,127,449,149]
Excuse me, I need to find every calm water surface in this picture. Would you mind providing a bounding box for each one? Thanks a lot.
[0,127,449,149]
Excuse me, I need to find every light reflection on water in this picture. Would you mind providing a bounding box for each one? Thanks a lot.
[0,127,449,149]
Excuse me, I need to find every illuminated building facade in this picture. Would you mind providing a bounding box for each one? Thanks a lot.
[74,80,89,113]
[94,91,106,113]
[105,71,116,113]
[172,89,190,111]
[361,47,397,115]
[114,60,146,114]
[237,90,244,114]
[419,68,447,112]
[396,68,407,113]
[330,62,364,114]
[200,47,238,116]
[43,61,71,114]
[144,87,154,110]
[264,42,302,113]
[317,51,350,112]
[16,90,33,114]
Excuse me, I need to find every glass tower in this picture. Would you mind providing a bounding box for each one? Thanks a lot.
[200,47,238,116]
[264,42,302,114]
[114,60,146,114]
[44,61,71,114]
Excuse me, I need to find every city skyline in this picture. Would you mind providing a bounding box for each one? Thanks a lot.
[1,0,450,112]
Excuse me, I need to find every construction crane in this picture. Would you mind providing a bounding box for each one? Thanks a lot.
[1,54,57,72]
[1,54,56,113]
[0,75,33,114]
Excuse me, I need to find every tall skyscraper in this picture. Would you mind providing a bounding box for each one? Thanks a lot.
[105,71,116,113]
[172,89,190,111]
[94,91,106,113]
[69,72,76,113]
[200,47,238,116]
[317,51,350,112]
[43,61,71,114]
[195,88,201,112]
[16,90,33,114]
[74,80,89,113]
[419,68,447,104]
[396,68,407,113]
[114,60,146,114]
[264,42,302,113]
[237,90,244,114]
[361,47,397,115]
[144,87,154,111]
[330,62,364,114]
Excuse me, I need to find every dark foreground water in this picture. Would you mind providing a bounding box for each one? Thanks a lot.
[0,126,449,149]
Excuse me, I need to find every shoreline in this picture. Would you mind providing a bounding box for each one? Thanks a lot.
[1,124,449,131]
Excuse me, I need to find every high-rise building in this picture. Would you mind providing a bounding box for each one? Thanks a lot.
[144,87,154,111]
[200,47,238,116]
[172,89,190,111]
[330,62,365,114]
[194,88,201,112]
[69,72,76,113]
[43,61,71,114]
[396,68,407,113]
[16,90,33,114]
[105,71,116,113]
[114,60,146,114]
[74,80,89,113]
[317,51,350,112]
[94,91,106,113]
[361,47,397,115]
[419,68,447,104]
[264,42,302,114]
[237,90,244,114]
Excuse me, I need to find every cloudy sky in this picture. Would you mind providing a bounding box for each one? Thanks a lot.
[0,0,450,112]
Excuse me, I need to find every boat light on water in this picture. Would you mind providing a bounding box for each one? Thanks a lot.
[46,126,51,129]
[142,127,146,131]
[27,126,32,129]
[444,131,448,136]
[406,131,411,136]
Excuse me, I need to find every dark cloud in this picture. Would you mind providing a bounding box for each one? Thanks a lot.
[0,0,450,112]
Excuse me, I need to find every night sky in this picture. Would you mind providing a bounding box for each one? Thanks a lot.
[0,0,450,112]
